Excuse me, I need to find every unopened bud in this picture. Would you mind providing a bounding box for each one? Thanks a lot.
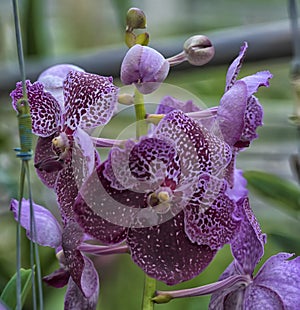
[118,93,134,105]
[183,35,214,66]
[126,8,146,31]
[121,44,169,94]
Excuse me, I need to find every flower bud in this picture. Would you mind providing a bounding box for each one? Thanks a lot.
[183,35,214,66]
[121,44,169,94]
[126,8,146,31]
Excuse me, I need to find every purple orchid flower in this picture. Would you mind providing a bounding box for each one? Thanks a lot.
[209,198,300,309]
[10,199,99,310]
[10,64,119,222]
[120,44,170,94]
[73,109,243,285]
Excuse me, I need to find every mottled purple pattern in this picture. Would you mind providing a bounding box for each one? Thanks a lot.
[38,64,85,107]
[108,137,180,193]
[231,198,265,274]
[120,44,170,94]
[10,81,62,137]
[62,221,98,299]
[156,96,201,115]
[210,253,300,309]
[64,276,99,310]
[154,110,231,179]
[225,42,248,91]
[63,71,118,130]
[238,96,263,144]
[74,162,139,244]
[10,198,62,248]
[127,211,217,285]
[253,253,300,309]
[184,179,240,250]
[55,166,79,223]
[34,135,61,189]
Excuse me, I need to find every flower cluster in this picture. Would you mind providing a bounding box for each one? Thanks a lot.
[9,14,300,309]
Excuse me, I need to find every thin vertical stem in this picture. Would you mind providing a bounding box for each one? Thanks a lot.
[16,162,26,310]
[25,161,43,310]
[134,88,148,138]
[142,274,156,310]
[12,0,27,96]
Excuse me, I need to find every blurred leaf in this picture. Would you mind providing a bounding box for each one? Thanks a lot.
[244,170,300,214]
[0,268,33,309]
[268,232,300,255]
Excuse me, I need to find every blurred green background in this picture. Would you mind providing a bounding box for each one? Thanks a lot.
[0,0,299,309]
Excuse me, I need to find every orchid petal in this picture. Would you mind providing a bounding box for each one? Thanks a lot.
[64,276,99,310]
[244,285,285,310]
[154,110,231,180]
[62,222,99,298]
[231,198,266,274]
[239,95,263,144]
[240,71,273,97]
[55,165,79,223]
[74,162,138,243]
[184,176,240,250]
[253,253,300,309]
[63,71,118,131]
[217,81,248,146]
[38,64,85,108]
[43,268,70,288]
[156,96,200,114]
[121,44,169,94]
[127,211,216,285]
[34,135,62,189]
[10,198,62,248]
[225,42,248,91]
[73,128,96,178]
[10,81,62,137]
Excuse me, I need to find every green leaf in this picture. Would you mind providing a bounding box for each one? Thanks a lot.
[244,170,300,214]
[0,268,33,309]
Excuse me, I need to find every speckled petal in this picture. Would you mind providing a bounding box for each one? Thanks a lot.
[238,96,263,145]
[253,253,300,309]
[184,176,240,250]
[244,285,285,310]
[55,165,79,223]
[63,71,118,131]
[74,161,141,243]
[231,198,266,275]
[225,42,247,91]
[38,64,85,108]
[64,275,99,310]
[108,137,180,193]
[10,81,62,137]
[127,211,217,285]
[217,81,248,146]
[225,169,248,202]
[34,135,61,189]
[62,222,99,299]
[73,128,95,178]
[155,96,200,114]
[10,198,62,248]
[154,110,232,180]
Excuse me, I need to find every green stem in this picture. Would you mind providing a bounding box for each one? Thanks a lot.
[25,161,43,309]
[134,88,148,138]
[16,161,26,310]
[142,274,156,310]
[132,88,156,309]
